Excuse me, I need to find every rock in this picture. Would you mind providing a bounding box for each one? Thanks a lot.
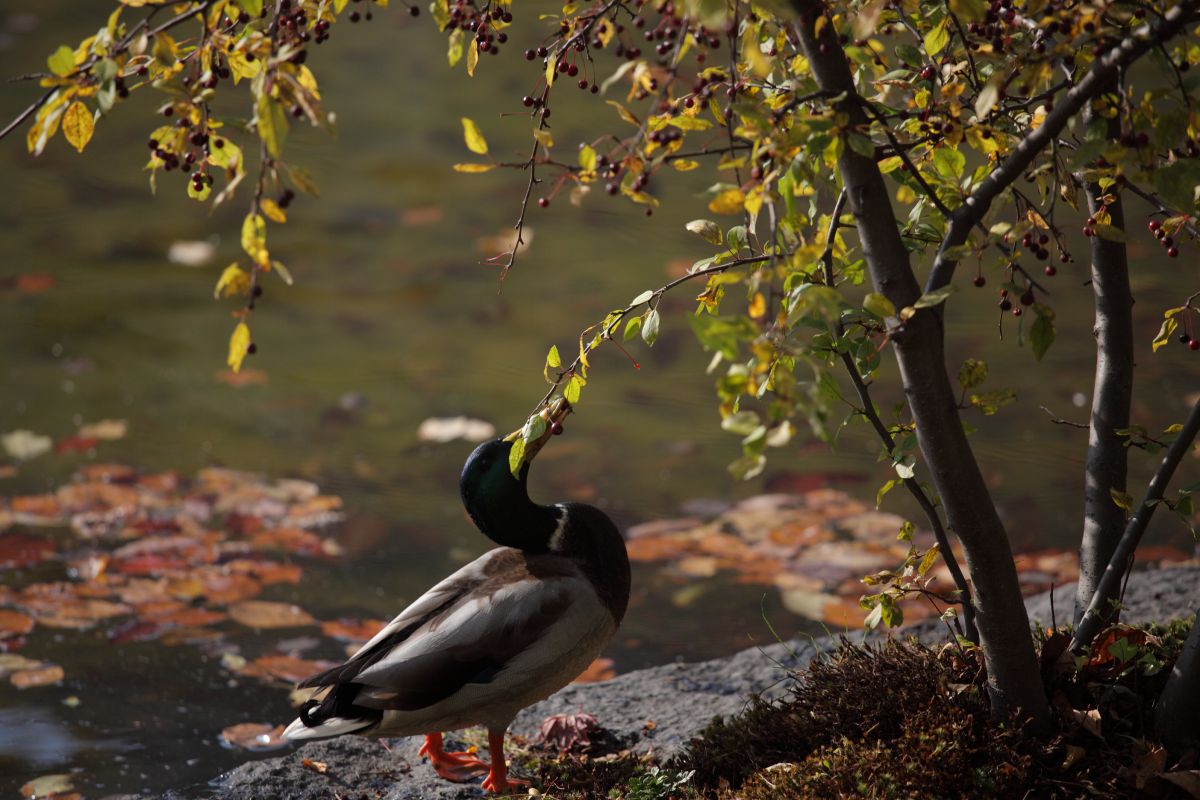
[163,566,1200,799]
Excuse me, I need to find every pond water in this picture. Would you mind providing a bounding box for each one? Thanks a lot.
[1,2,1197,796]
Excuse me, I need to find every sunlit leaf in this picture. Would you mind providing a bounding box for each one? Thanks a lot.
[452,162,496,172]
[47,45,75,77]
[228,600,316,629]
[62,101,94,153]
[227,322,252,373]
[461,117,488,155]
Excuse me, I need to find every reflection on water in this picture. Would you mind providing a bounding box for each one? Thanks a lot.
[0,706,115,765]
[1,0,1197,796]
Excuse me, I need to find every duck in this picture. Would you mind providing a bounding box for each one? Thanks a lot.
[282,405,630,794]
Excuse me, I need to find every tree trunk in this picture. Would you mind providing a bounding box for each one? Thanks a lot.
[1155,612,1200,753]
[1074,81,1134,627]
[791,3,1049,726]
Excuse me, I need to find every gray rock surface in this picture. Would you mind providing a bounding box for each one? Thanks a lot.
[167,566,1199,799]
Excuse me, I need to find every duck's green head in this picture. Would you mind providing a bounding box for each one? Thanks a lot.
[460,438,559,551]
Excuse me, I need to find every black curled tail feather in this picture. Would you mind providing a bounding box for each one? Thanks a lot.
[296,682,383,730]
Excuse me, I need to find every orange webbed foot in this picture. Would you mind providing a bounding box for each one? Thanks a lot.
[419,733,491,783]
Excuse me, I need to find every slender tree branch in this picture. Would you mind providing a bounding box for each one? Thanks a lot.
[534,254,771,411]
[1071,396,1200,652]
[820,189,977,644]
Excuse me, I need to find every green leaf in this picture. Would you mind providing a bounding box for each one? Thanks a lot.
[969,388,1016,415]
[1152,160,1200,211]
[564,374,583,404]
[233,0,264,15]
[624,316,643,341]
[1030,310,1055,360]
[47,45,75,77]
[956,358,988,390]
[863,292,895,319]
[924,18,950,56]
[546,345,561,368]
[1092,223,1127,243]
[629,290,655,306]
[876,478,898,508]
[932,147,965,180]
[642,308,661,346]
[508,436,526,476]
[685,219,723,245]
[522,414,547,442]
[255,92,288,158]
[1110,489,1133,512]
[721,411,760,435]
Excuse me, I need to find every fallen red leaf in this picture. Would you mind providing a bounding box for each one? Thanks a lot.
[220,722,288,752]
[0,532,56,570]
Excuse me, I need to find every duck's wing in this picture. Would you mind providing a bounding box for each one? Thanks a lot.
[295,548,582,716]
[298,547,520,690]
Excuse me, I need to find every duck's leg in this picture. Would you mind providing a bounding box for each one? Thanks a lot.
[418,732,490,782]
[480,728,531,794]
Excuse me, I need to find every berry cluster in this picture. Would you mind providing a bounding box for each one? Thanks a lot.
[447,1,512,54]
[1148,220,1181,259]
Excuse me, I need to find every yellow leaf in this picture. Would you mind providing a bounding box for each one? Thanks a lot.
[296,65,320,99]
[255,93,287,158]
[467,38,479,77]
[606,100,640,126]
[447,28,464,67]
[227,322,252,373]
[672,159,700,171]
[545,56,556,87]
[47,45,75,77]
[260,198,287,223]
[708,188,746,215]
[744,186,764,217]
[453,163,497,173]
[207,137,241,170]
[748,292,766,319]
[533,127,554,149]
[461,117,488,155]
[214,263,251,299]
[241,213,267,264]
[62,101,94,153]
[228,49,261,83]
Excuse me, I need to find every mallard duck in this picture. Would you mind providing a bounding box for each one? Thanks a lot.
[282,409,630,794]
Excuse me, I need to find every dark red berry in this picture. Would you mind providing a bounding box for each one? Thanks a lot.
[1044,265,1056,277]
[1168,247,1180,258]
[1012,307,1023,317]
[551,421,564,435]
[973,275,986,287]
[999,298,1013,311]
[247,343,258,355]
[538,197,549,208]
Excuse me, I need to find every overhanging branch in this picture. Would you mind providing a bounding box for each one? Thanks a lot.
[925,0,1200,294]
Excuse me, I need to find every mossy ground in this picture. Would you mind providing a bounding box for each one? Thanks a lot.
[506,620,1198,799]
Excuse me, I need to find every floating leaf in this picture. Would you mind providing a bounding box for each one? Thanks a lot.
[220,722,288,752]
[416,416,495,443]
[20,774,73,799]
[228,600,316,629]
[11,663,64,689]
[78,419,127,440]
[321,618,386,642]
[573,657,617,683]
[2,430,53,461]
